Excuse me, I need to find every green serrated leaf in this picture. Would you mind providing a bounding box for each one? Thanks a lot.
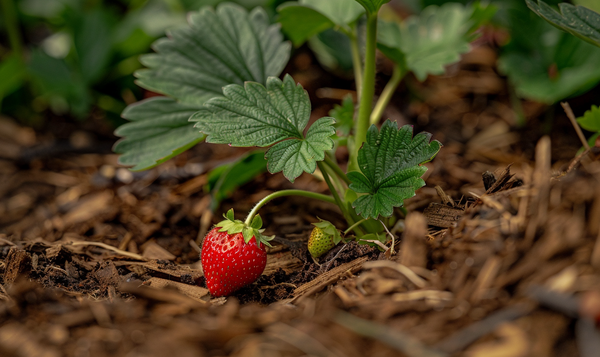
[348,120,441,219]
[354,0,390,14]
[113,97,205,171]
[250,215,263,230]
[499,2,600,104]
[191,75,336,182]
[115,3,291,170]
[278,0,364,46]
[527,0,600,48]
[329,94,355,137]
[378,3,494,81]
[136,3,290,105]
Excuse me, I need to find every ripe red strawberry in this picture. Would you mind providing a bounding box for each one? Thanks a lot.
[201,227,267,297]
[200,209,273,297]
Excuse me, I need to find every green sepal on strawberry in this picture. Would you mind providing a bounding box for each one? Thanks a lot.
[201,209,275,297]
[308,218,342,259]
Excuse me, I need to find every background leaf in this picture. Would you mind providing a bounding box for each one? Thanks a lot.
[116,3,290,170]
[498,0,600,103]
[0,55,27,106]
[526,0,600,48]
[329,94,355,137]
[378,2,494,81]
[114,97,205,171]
[308,29,355,75]
[191,75,336,182]
[207,150,268,210]
[135,3,290,106]
[348,120,441,219]
[278,0,364,46]
[71,7,116,84]
[354,0,391,14]
[577,105,600,132]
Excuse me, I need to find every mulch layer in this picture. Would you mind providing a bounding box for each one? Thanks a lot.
[2,44,600,357]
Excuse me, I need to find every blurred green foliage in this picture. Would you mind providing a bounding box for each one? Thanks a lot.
[0,0,284,125]
[3,0,600,127]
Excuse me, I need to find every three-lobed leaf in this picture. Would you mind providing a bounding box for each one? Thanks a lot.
[527,0,600,48]
[190,75,336,182]
[348,120,441,219]
[278,0,364,46]
[115,3,291,170]
[378,2,495,81]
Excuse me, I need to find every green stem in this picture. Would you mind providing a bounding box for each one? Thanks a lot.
[349,12,378,172]
[324,155,350,185]
[350,32,363,98]
[1,0,23,58]
[318,162,347,215]
[370,64,405,125]
[244,190,336,225]
[344,218,368,235]
[508,83,526,128]
[317,162,360,235]
[321,163,345,195]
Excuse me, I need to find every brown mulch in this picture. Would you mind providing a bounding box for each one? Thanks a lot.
[2,44,600,356]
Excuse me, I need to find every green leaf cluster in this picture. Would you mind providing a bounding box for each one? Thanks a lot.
[191,75,336,182]
[216,209,274,247]
[377,2,495,80]
[114,3,290,170]
[348,120,441,219]
[526,0,600,48]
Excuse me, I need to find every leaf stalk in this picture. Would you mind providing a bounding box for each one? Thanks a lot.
[244,189,336,226]
[370,64,405,125]
[349,30,363,97]
[350,11,378,172]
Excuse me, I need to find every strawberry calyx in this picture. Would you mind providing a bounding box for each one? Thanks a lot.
[312,218,343,245]
[215,209,274,248]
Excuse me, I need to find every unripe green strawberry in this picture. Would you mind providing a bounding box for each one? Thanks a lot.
[308,226,335,258]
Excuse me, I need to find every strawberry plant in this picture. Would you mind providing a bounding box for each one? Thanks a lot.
[114,1,495,296]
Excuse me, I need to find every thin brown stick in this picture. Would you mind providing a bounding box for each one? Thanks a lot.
[69,241,146,261]
[561,102,591,150]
